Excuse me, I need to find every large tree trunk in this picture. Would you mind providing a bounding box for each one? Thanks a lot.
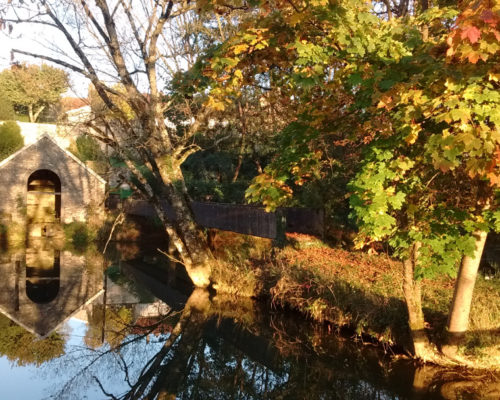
[162,165,214,288]
[125,160,213,288]
[402,242,437,361]
[152,193,213,289]
[444,230,487,352]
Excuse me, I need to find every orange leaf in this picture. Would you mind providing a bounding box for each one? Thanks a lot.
[460,25,481,44]
[468,51,480,63]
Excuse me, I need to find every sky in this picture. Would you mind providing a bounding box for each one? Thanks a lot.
[0,26,89,98]
[0,2,191,100]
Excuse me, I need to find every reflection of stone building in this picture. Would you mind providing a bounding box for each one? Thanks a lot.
[0,134,106,234]
[0,248,103,338]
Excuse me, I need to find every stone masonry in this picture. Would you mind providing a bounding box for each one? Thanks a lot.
[0,134,106,224]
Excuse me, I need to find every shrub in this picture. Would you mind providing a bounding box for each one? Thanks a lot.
[0,121,23,160]
[0,94,15,121]
[75,135,103,162]
[64,221,95,249]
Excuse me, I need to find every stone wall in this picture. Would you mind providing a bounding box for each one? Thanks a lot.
[0,135,106,224]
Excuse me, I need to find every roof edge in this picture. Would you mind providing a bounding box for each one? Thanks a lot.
[0,133,107,185]
[0,140,38,169]
[42,134,107,185]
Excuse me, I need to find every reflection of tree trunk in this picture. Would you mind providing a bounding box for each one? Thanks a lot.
[402,242,436,361]
[15,260,21,312]
[444,230,487,354]
[411,365,440,399]
[122,289,210,400]
[233,355,244,397]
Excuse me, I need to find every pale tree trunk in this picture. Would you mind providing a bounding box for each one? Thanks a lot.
[28,104,45,122]
[28,104,34,123]
[33,105,45,123]
[444,230,487,353]
[412,365,441,399]
[402,242,437,361]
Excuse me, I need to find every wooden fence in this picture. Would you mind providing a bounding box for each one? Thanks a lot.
[108,196,324,239]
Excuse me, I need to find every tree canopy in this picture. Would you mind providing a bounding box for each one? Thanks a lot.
[201,0,500,358]
[0,63,69,122]
[0,90,15,121]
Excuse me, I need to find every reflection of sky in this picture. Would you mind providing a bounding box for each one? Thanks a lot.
[0,318,78,399]
[0,318,150,400]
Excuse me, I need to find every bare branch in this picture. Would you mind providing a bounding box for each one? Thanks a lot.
[11,49,85,74]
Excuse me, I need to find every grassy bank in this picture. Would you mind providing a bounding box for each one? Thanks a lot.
[210,231,500,370]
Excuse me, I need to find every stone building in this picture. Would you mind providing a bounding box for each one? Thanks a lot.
[0,134,106,235]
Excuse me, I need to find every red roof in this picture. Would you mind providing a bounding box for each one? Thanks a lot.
[60,97,88,111]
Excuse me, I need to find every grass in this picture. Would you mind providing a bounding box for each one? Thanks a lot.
[209,230,500,369]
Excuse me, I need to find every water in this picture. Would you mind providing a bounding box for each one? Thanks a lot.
[0,244,497,400]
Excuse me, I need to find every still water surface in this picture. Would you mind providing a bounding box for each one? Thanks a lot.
[0,244,497,399]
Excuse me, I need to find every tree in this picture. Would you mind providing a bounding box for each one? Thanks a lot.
[0,63,69,122]
[204,0,500,360]
[0,120,23,160]
[75,134,104,162]
[441,0,500,352]
[2,0,233,287]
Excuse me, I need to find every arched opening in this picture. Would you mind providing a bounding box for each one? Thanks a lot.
[26,249,60,303]
[27,170,61,237]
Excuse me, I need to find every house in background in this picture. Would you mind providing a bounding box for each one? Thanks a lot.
[0,134,106,237]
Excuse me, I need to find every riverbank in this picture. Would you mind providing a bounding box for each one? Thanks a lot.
[209,231,500,370]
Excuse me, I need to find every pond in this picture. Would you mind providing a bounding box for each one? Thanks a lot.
[0,243,497,399]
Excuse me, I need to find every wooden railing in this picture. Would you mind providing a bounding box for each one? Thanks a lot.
[107,196,324,239]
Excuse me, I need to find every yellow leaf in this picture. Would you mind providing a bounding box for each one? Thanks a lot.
[489,72,500,82]
[233,44,249,55]
[234,69,243,80]
[206,96,225,111]
[405,124,420,145]
[377,94,393,109]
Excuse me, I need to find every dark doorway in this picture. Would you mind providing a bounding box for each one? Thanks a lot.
[26,249,61,303]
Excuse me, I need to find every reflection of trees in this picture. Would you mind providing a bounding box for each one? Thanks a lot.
[46,288,499,400]
[84,305,134,349]
[45,290,402,400]
[0,314,64,366]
